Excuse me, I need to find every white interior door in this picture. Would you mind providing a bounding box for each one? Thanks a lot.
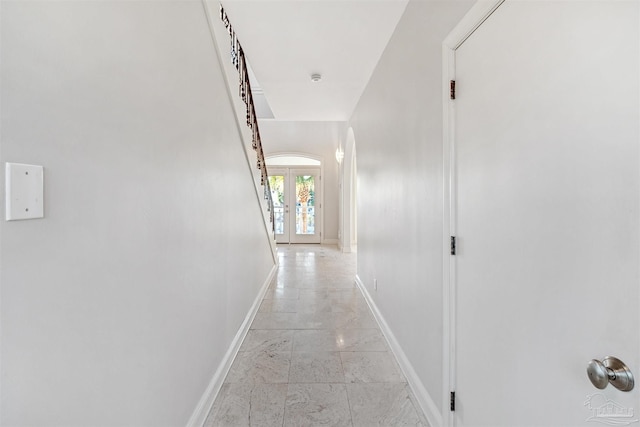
[452,1,639,425]
[269,168,321,244]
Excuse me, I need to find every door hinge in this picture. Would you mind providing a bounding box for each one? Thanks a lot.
[450,236,456,256]
[450,80,456,100]
[450,391,456,411]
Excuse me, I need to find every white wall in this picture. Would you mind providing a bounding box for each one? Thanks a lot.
[347,0,473,420]
[260,121,345,243]
[1,1,275,425]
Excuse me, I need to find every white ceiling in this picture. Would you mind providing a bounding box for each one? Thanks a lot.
[220,0,409,121]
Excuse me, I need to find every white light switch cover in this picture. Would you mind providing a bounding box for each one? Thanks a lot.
[5,163,44,221]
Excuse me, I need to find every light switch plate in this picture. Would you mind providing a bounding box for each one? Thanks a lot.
[5,162,44,221]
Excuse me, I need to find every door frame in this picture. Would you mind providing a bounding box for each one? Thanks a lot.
[267,159,324,244]
[441,2,505,425]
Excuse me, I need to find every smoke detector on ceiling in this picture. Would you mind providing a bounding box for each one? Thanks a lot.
[310,73,322,82]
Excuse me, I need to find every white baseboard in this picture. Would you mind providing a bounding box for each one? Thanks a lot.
[341,244,357,253]
[355,275,443,427]
[186,264,278,427]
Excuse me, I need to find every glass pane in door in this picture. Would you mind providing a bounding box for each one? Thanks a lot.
[269,175,285,236]
[295,175,315,235]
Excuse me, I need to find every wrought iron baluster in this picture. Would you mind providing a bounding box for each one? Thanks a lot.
[220,5,275,235]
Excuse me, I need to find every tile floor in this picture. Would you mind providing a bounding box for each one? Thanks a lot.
[204,244,428,427]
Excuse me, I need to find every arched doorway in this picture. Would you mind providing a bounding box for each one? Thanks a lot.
[266,154,323,244]
[339,128,357,252]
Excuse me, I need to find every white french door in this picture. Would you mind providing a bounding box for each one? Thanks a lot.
[448,1,639,425]
[269,168,321,244]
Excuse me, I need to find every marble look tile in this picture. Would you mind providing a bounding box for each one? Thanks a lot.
[332,311,378,329]
[251,313,297,330]
[240,330,294,353]
[284,383,352,427]
[295,298,334,313]
[210,246,429,426]
[292,330,340,352]
[296,296,369,314]
[204,383,287,427]
[346,383,425,427]
[225,351,291,384]
[341,352,405,383]
[406,388,431,427]
[289,352,345,383]
[318,277,356,287]
[259,299,298,313]
[274,274,315,286]
[264,288,300,300]
[330,298,371,313]
[258,300,271,313]
[294,278,356,289]
[298,289,361,300]
[293,329,388,352]
[298,312,338,329]
[252,313,334,330]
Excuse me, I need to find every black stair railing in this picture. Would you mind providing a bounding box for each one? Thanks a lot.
[220,5,275,234]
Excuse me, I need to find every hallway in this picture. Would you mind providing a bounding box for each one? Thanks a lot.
[205,245,428,426]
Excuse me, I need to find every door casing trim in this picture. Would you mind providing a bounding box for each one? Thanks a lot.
[441,2,505,425]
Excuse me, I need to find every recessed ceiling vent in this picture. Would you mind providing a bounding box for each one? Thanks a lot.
[310,73,322,82]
